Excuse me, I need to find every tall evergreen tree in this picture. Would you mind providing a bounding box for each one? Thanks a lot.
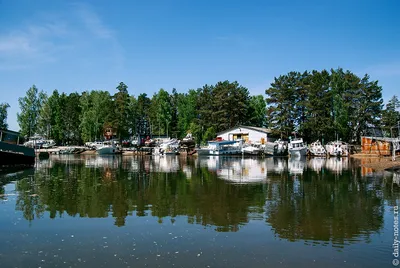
[247,95,267,127]
[382,95,400,137]
[114,82,130,141]
[352,74,383,142]
[266,74,297,138]
[301,70,333,142]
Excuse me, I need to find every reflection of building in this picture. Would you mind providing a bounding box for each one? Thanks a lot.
[216,126,271,144]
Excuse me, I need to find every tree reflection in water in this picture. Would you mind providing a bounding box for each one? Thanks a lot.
[10,155,400,246]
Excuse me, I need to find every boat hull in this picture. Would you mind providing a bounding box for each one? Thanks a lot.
[209,150,242,156]
[0,142,35,166]
[96,147,117,155]
[289,147,307,157]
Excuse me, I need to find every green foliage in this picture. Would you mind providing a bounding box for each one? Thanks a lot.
[247,95,267,127]
[17,85,47,137]
[0,102,10,129]
[79,90,113,142]
[202,127,216,144]
[113,82,130,141]
[381,95,400,137]
[266,69,383,143]
[177,89,198,138]
[188,122,202,145]
[149,89,172,137]
[13,73,385,145]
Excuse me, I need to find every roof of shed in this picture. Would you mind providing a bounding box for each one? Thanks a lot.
[216,125,271,135]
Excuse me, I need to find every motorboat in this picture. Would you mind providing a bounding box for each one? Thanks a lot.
[180,133,195,149]
[308,140,326,157]
[288,138,307,157]
[197,139,244,156]
[264,139,288,156]
[154,138,180,155]
[96,141,119,155]
[242,143,262,155]
[325,140,349,157]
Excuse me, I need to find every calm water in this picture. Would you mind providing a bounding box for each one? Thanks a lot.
[0,155,399,268]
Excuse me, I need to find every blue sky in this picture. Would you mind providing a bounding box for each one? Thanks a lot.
[0,0,399,130]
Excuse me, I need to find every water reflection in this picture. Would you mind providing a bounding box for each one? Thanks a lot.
[3,155,399,245]
[288,156,306,175]
[198,156,268,183]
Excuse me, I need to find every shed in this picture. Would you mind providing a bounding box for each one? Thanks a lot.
[216,126,271,144]
[361,136,400,156]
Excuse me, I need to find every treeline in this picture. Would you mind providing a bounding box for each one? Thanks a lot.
[9,68,400,145]
[16,81,266,145]
[266,68,399,143]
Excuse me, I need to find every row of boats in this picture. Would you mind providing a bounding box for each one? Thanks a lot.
[195,138,349,157]
[288,139,349,157]
[23,133,349,157]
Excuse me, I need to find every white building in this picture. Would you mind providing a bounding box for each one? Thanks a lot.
[216,126,271,144]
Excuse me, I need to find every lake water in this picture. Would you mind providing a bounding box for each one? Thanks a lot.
[0,155,399,268]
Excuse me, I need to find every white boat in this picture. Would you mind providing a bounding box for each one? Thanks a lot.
[197,139,244,156]
[308,140,326,157]
[325,140,349,157]
[41,139,56,148]
[86,141,105,150]
[23,135,55,148]
[96,141,118,155]
[242,143,262,155]
[180,133,195,149]
[264,139,288,156]
[288,138,307,157]
[153,138,180,155]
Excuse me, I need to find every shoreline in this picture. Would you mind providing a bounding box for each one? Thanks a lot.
[351,154,400,171]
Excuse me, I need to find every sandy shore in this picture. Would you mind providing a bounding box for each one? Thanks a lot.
[351,154,400,171]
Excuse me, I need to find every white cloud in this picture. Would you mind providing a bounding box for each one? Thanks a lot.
[0,3,123,71]
[73,3,114,39]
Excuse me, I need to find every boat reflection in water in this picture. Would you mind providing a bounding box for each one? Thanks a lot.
[307,157,350,174]
[0,154,397,268]
[288,156,306,175]
[198,156,268,183]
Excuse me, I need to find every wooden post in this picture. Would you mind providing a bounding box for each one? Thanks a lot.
[393,141,396,162]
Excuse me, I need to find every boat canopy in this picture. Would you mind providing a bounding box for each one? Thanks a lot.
[208,140,241,145]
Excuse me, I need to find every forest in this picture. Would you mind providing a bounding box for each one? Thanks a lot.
[0,68,399,145]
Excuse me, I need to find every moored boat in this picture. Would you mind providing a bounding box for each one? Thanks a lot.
[325,140,349,157]
[180,133,195,149]
[197,139,244,156]
[308,140,327,157]
[1,129,35,167]
[242,143,262,155]
[264,139,288,156]
[288,138,307,157]
[0,141,35,166]
[96,141,119,155]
